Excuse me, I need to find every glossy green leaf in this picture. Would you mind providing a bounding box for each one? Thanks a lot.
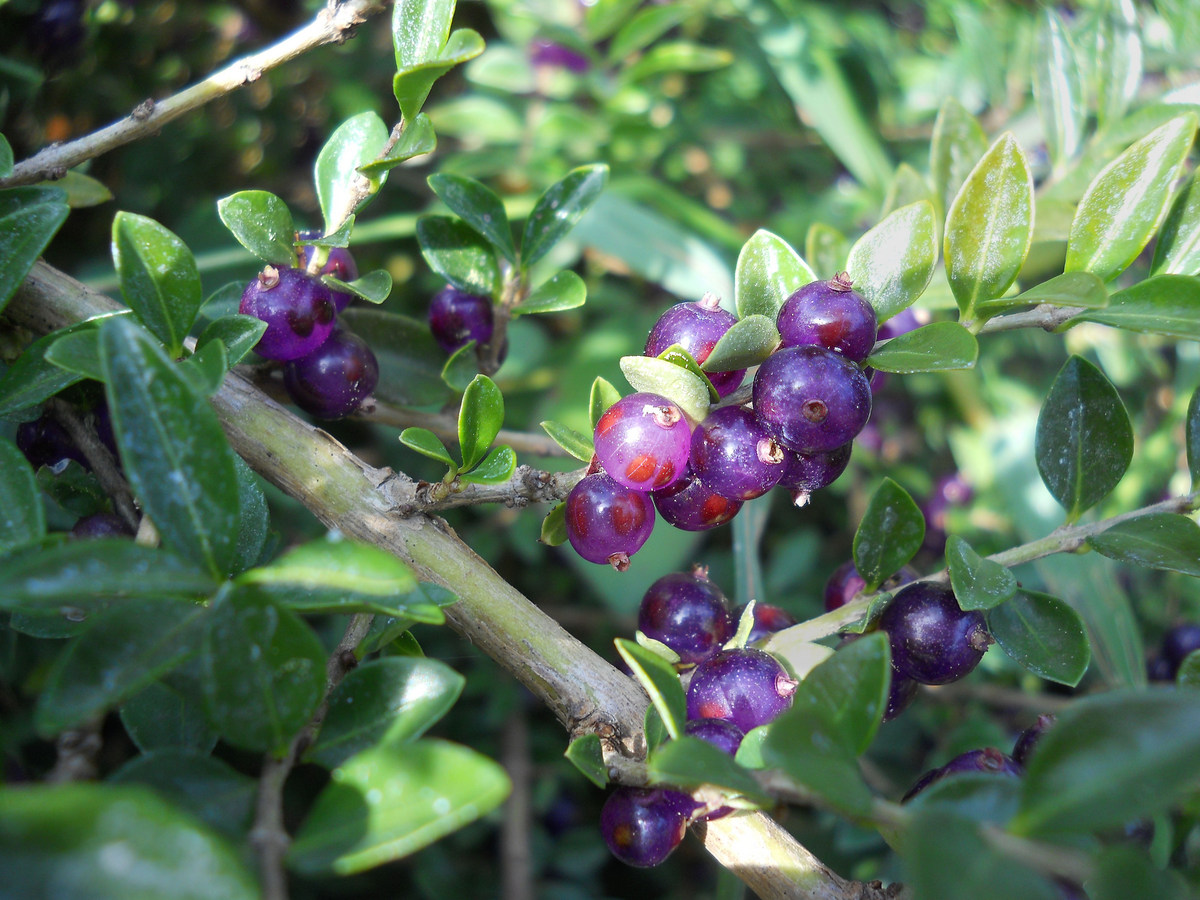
[0,783,258,899]
[733,229,814,320]
[791,631,889,756]
[1012,688,1200,835]
[440,340,478,393]
[0,133,11,177]
[521,164,608,268]
[564,734,608,788]
[288,738,511,874]
[0,185,69,315]
[804,223,848,281]
[847,201,938,324]
[760,705,873,816]
[201,587,325,755]
[1093,0,1142,129]
[216,190,296,266]
[43,327,105,381]
[102,318,240,576]
[52,170,114,208]
[619,355,710,425]
[315,112,389,234]
[1072,275,1200,340]
[540,420,593,461]
[648,736,768,805]
[585,0,641,40]
[1178,652,1200,689]
[512,270,586,315]
[589,376,621,430]
[399,427,456,468]
[987,591,1090,687]
[903,772,1022,826]
[393,28,486,121]
[1034,356,1133,521]
[1152,171,1200,276]
[392,0,452,69]
[428,173,516,263]
[359,114,437,178]
[945,535,1018,611]
[229,453,269,578]
[619,41,731,82]
[657,343,718,403]
[867,321,978,374]
[979,271,1108,317]
[1033,9,1085,170]
[0,439,43,552]
[120,680,218,754]
[1088,513,1200,577]
[930,97,990,217]
[540,502,568,547]
[852,478,925,591]
[1065,115,1196,283]
[608,5,687,62]
[324,269,392,305]
[307,657,465,769]
[614,637,686,740]
[702,314,780,373]
[415,215,500,298]
[197,314,267,368]
[341,308,451,408]
[35,461,107,519]
[944,134,1034,319]
[181,339,228,397]
[458,374,503,472]
[1189,387,1200,488]
[458,445,516,485]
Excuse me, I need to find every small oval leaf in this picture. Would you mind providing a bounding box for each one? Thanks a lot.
[847,200,938,324]
[867,321,978,374]
[988,591,1089,687]
[852,478,925,592]
[945,535,1017,611]
[216,190,296,266]
[618,355,710,424]
[1088,513,1200,577]
[428,172,515,262]
[734,229,815,320]
[416,215,500,298]
[521,164,608,268]
[702,314,780,373]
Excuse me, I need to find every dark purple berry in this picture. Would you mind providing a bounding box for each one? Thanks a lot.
[776,273,877,363]
[1162,623,1200,675]
[593,393,691,491]
[27,0,86,72]
[529,38,591,73]
[282,328,379,420]
[16,415,89,471]
[70,513,134,540]
[732,603,796,645]
[686,648,797,732]
[823,561,919,613]
[652,465,742,532]
[240,266,337,362]
[645,294,746,398]
[883,674,918,722]
[298,232,359,312]
[684,717,745,755]
[1012,713,1056,767]
[881,582,992,685]
[1147,654,1173,682]
[778,442,852,507]
[600,787,690,867]
[902,747,1021,802]
[565,472,655,571]
[638,569,733,665]
[689,406,785,501]
[752,345,872,454]
[922,472,973,551]
[428,285,494,354]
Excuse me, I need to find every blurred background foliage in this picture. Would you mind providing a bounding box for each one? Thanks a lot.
[3,0,1200,896]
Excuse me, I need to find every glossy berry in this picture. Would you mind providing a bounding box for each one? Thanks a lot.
[686,648,797,733]
[594,393,691,491]
[1162,622,1200,675]
[298,232,359,312]
[1012,713,1056,767]
[776,273,877,362]
[902,747,1022,802]
[823,561,919,613]
[638,569,733,665]
[752,345,872,454]
[645,293,746,398]
[778,442,852,507]
[565,472,655,571]
[733,603,796,645]
[600,787,690,867]
[427,285,495,354]
[651,465,742,531]
[881,582,991,685]
[688,406,785,501]
[884,674,918,722]
[282,328,379,420]
[684,717,745,756]
[240,266,337,361]
[529,38,591,73]
[70,512,134,540]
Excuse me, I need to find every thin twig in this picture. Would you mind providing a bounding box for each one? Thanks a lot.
[47,397,140,532]
[500,705,534,900]
[367,400,571,458]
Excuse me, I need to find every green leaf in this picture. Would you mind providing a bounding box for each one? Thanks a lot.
[197,314,267,368]
[804,223,848,281]
[521,164,608,268]
[341,308,451,408]
[1178,652,1200,689]
[52,170,114,208]
[760,704,873,815]
[979,271,1108,317]
[589,376,621,430]
[987,591,1090,687]
[458,374,503,471]
[428,172,516,263]
[440,340,478,393]
[791,631,890,756]
[120,680,217,755]
[1152,170,1200,276]
[1065,115,1197,283]
[882,163,935,218]
[702,314,780,373]
[0,133,11,177]
[216,190,296,266]
[1090,846,1193,900]
[457,445,516,485]
[930,97,990,217]
[614,637,686,740]
[618,355,710,425]
[392,28,486,121]
[0,185,70,316]
[43,327,105,381]
[201,587,325,755]
[1033,9,1086,171]
[1092,0,1142,130]
[540,502,568,547]
[1011,688,1200,835]
[564,734,608,789]
[392,0,454,71]
[1034,356,1133,521]
[945,535,1018,611]
[1071,274,1200,340]
[657,343,718,402]
[1190,387,1200,488]
[0,783,258,899]
[307,657,465,769]
[36,598,208,736]
[415,215,500,298]
[852,478,925,591]
[315,112,389,234]
[102,318,240,576]
[540,420,593,461]
[288,738,511,874]
[0,439,44,552]
[608,5,688,62]
[648,736,769,805]
[358,114,437,179]
[512,270,586,316]
[733,229,815,321]
[1088,513,1200,577]
[35,461,107,518]
[399,427,456,468]
[586,0,642,40]
[619,41,732,82]
[846,201,938,324]
[181,339,228,397]
[867,322,978,374]
[943,133,1035,320]
[324,269,393,305]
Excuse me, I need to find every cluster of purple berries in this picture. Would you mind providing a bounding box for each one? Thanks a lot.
[1147,621,1200,682]
[239,239,379,420]
[566,277,877,570]
[600,568,797,867]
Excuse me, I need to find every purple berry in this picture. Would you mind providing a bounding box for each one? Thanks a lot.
[1162,623,1200,675]
[902,747,1022,802]
[778,442,852,507]
[70,512,134,540]
[686,648,797,732]
[529,38,591,73]
[881,582,992,685]
[776,273,877,362]
[651,465,742,532]
[593,393,691,491]
[689,406,785,501]
[883,674,918,722]
[16,414,89,471]
[1147,654,1174,682]
[565,472,655,571]
[752,345,872,454]
[823,561,919,613]
[638,569,733,665]
[282,328,379,420]
[240,266,337,362]
[922,472,974,551]
[645,294,746,398]
[732,603,796,645]
[427,285,495,354]
[600,787,690,867]
[684,717,745,755]
[298,232,359,312]
[1012,713,1056,767]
